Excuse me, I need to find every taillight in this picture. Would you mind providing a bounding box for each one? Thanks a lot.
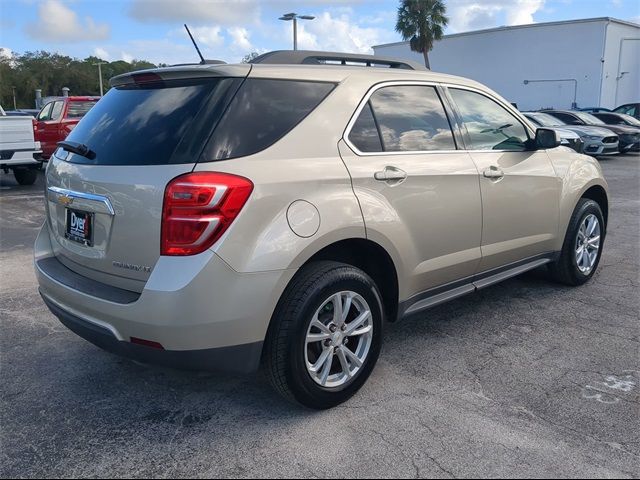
[161,172,253,256]
[32,118,37,133]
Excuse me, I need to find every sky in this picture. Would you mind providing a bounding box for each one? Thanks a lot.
[1,0,639,65]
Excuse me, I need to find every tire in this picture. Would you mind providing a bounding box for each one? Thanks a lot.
[549,198,605,286]
[264,261,384,409]
[13,168,38,186]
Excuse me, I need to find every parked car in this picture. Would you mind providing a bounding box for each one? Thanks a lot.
[35,51,609,409]
[35,96,100,159]
[4,109,41,117]
[0,104,43,185]
[520,113,583,152]
[578,107,611,113]
[544,109,640,153]
[593,111,640,129]
[523,111,618,156]
[613,103,640,120]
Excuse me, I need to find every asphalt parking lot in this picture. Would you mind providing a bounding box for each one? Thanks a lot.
[1,156,638,478]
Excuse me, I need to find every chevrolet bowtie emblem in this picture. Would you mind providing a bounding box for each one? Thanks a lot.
[59,195,74,206]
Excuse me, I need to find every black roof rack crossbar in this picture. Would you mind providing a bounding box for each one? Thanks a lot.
[250,50,427,71]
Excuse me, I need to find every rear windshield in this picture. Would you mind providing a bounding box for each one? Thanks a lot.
[60,77,334,166]
[67,101,98,118]
[62,78,239,165]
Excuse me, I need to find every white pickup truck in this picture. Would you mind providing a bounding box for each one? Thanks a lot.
[0,105,43,185]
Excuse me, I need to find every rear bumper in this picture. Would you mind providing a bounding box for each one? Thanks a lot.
[41,293,263,373]
[35,222,297,373]
[0,148,43,167]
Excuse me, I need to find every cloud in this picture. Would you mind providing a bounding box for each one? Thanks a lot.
[93,47,110,61]
[188,26,224,48]
[129,0,260,25]
[25,0,109,42]
[90,39,197,66]
[294,11,396,54]
[227,27,252,52]
[447,0,545,33]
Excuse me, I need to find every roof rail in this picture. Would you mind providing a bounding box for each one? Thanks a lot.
[250,50,427,71]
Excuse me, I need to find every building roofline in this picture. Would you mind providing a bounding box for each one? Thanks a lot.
[373,17,640,48]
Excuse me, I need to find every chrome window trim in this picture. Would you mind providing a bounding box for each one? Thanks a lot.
[343,80,537,157]
[342,80,460,157]
[47,186,115,216]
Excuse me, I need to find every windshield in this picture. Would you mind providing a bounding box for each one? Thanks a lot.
[574,111,605,125]
[619,113,640,127]
[528,112,565,127]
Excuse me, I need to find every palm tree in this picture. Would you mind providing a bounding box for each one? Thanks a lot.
[395,0,449,70]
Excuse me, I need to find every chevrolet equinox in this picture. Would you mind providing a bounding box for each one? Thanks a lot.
[35,51,609,409]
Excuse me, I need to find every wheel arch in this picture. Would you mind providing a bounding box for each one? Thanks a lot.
[288,238,400,322]
[580,184,609,227]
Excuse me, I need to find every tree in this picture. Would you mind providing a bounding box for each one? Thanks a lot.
[395,0,449,70]
[241,51,260,63]
[0,51,158,109]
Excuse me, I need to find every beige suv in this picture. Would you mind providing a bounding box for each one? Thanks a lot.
[35,51,609,409]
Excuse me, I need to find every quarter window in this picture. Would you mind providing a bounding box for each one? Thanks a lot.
[202,79,335,161]
[449,89,529,151]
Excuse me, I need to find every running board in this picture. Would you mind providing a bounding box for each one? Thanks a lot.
[400,255,554,318]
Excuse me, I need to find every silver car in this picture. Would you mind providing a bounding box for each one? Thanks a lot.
[35,51,609,409]
[523,111,619,156]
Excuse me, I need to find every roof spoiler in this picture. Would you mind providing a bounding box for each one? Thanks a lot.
[250,50,427,71]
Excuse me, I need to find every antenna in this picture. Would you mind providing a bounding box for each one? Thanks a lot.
[184,24,205,64]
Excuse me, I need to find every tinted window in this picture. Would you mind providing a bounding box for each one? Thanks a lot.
[367,85,455,152]
[529,112,565,127]
[595,113,621,125]
[67,101,98,118]
[349,102,382,152]
[63,78,238,165]
[450,89,528,151]
[550,112,579,125]
[51,101,64,121]
[573,111,605,125]
[203,79,335,161]
[37,102,53,121]
[615,104,636,117]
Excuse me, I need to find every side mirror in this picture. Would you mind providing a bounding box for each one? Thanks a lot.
[535,128,561,149]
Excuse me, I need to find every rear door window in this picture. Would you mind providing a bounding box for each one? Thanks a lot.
[449,88,529,151]
[201,79,335,161]
[365,85,456,152]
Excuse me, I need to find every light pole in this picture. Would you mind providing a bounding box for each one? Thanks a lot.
[279,12,315,50]
[11,86,16,110]
[93,61,107,96]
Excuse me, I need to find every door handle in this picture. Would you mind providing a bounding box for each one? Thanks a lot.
[483,166,504,179]
[374,166,407,184]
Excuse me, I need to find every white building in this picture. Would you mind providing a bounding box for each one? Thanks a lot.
[373,17,639,111]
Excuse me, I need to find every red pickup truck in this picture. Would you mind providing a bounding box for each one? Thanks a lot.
[35,96,100,159]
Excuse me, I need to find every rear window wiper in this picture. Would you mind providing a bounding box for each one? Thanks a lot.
[57,140,96,160]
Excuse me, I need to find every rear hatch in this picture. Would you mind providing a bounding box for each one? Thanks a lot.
[45,65,249,292]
